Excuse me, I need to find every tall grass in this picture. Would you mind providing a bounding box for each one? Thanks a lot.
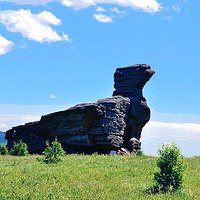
[0,155,199,199]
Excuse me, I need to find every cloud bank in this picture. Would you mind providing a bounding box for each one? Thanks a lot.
[142,121,200,157]
[0,34,14,55]
[144,121,200,140]
[0,9,70,43]
[0,114,40,132]
[0,0,162,38]
[0,0,56,5]
[1,0,161,13]
[0,103,74,132]
[63,0,161,13]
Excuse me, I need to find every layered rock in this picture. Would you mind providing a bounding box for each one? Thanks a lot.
[113,64,155,154]
[5,64,155,154]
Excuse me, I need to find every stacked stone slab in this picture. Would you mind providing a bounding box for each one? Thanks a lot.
[5,64,155,155]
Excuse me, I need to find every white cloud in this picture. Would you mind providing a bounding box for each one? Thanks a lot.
[94,13,113,23]
[173,5,180,13]
[62,32,71,42]
[0,34,14,55]
[0,114,40,132]
[146,121,200,136]
[37,10,61,25]
[110,7,126,15]
[0,103,74,131]
[0,0,57,5]
[0,0,161,13]
[143,121,200,146]
[62,0,161,13]
[96,6,106,12]
[142,121,200,157]
[141,109,200,156]
[151,109,200,124]
[0,9,70,43]
[0,124,7,128]
[50,94,56,99]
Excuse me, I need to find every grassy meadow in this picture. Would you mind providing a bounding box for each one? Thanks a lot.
[0,154,199,199]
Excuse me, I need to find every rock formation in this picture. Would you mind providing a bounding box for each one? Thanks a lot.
[113,64,155,154]
[5,64,155,155]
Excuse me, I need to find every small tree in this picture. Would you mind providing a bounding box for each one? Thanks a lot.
[10,140,29,156]
[42,137,66,164]
[153,142,186,193]
[0,144,8,155]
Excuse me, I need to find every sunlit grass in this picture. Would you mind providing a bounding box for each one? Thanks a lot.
[0,155,199,199]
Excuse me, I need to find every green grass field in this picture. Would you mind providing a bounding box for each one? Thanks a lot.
[0,154,199,199]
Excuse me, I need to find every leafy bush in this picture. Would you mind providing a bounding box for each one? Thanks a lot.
[41,137,66,164]
[0,144,8,155]
[10,140,29,156]
[153,142,186,193]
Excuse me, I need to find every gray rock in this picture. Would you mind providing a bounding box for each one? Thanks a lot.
[113,64,155,154]
[113,64,155,97]
[5,64,155,154]
[5,96,131,154]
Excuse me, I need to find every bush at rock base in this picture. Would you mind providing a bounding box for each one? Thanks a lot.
[38,137,66,164]
[0,144,8,155]
[10,140,29,156]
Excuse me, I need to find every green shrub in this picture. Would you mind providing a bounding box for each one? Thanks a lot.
[0,144,8,155]
[10,140,29,156]
[41,137,66,164]
[153,142,186,193]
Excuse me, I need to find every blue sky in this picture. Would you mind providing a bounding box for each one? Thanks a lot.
[0,0,200,156]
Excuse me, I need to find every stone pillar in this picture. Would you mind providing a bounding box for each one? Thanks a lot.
[113,64,155,154]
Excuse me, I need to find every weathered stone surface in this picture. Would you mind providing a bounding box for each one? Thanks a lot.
[5,96,131,154]
[113,64,155,154]
[113,64,155,98]
[5,64,155,155]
